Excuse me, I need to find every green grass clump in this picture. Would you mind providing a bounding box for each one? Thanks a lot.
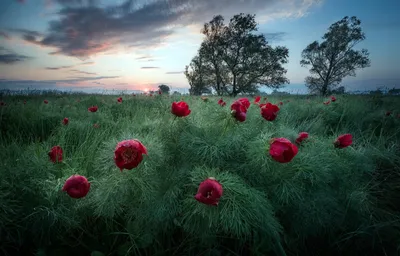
[0,93,399,256]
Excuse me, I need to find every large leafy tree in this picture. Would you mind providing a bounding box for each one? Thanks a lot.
[300,16,371,96]
[186,13,289,96]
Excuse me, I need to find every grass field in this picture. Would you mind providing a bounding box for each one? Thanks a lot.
[0,92,400,256]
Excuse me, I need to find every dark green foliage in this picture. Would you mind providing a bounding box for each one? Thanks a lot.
[0,93,399,256]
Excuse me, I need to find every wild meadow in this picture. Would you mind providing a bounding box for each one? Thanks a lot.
[0,92,399,256]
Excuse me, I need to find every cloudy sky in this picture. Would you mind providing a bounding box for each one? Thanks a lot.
[0,0,399,94]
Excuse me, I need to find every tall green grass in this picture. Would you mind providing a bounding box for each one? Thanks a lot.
[0,93,399,256]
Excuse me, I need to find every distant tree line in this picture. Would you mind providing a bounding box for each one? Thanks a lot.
[185,14,371,96]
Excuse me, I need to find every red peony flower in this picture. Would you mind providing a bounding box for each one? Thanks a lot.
[237,98,250,110]
[221,101,226,106]
[114,139,148,171]
[324,100,331,105]
[44,100,48,104]
[158,90,162,95]
[194,177,223,206]
[254,96,261,104]
[279,101,283,105]
[62,175,91,199]
[260,103,280,121]
[230,99,248,122]
[171,101,191,117]
[62,118,69,125]
[295,132,309,145]
[331,96,336,102]
[334,134,352,148]
[48,145,63,163]
[269,138,298,163]
[88,106,98,112]
[117,97,122,103]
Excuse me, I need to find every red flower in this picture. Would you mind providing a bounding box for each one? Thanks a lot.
[334,134,352,148]
[331,96,336,102]
[230,100,248,122]
[385,111,391,116]
[158,90,162,95]
[88,106,98,112]
[114,139,148,171]
[171,101,191,117]
[260,103,280,121]
[194,177,223,206]
[217,98,226,107]
[62,175,91,199]
[117,97,122,103]
[279,101,283,105]
[44,100,48,104]
[324,100,331,105]
[237,98,250,110]
[48,145,63,163]
[62,118,69,125]
[295,132,309,144]
[254,96,261,104]
[269,138,298,163]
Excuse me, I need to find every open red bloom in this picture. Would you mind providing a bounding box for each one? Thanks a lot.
[171,101,191,117]
[279,101,283,105]
[44,100,48,104]
[237,98,250,110]
[331,96,336,102]
[269,138,298,163]
[334,134,352,148]
[117,97,122,103]
[62,117,69,125]
[295,132,309,144]
[254,96,261,104]
[261,103,280,121]
[230,99,248,122]
[62,175,91,199]
[88,106,98,112]
[48,145,63,163]
[114,139,148,171]
[194,177,223,206]
[324,100,331,105]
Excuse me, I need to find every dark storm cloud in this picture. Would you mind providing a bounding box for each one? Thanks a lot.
[11,0,318,58]
[0,46,32,64]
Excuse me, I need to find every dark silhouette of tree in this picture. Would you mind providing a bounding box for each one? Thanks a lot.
[186,13,289,96]
[158,84,170,94]
[300,16,370,96]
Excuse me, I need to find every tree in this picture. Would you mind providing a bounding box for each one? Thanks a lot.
[158,84,170,94]
[300,16,371,96]
[185,54,211,95]
[186,13,289,97]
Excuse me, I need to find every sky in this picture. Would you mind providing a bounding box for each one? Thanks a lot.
[0,0,399,94]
